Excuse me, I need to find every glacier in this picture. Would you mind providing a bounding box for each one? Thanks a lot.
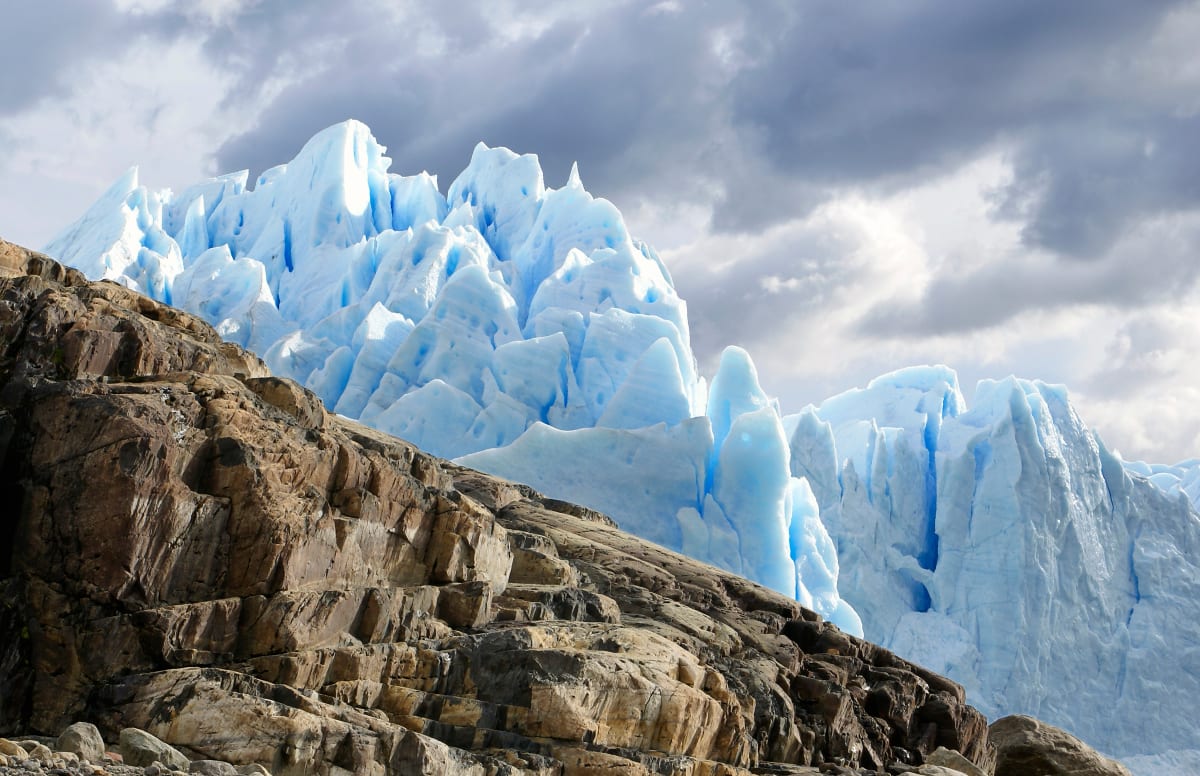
[44,120,1200,769]
[789,367,1200,764]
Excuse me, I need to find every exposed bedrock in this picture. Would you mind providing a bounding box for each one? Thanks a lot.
[0,239,989,775]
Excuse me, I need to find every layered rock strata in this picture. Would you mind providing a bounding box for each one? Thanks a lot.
[0,239,990,775]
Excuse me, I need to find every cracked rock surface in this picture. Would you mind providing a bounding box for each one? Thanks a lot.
[0,239,991,775]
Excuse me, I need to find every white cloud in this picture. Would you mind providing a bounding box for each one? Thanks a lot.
[113,0,252,23]
[0,38,267,249]
[634,152,1200,463]
[1072,302,1200,463]
[2,1,1197,465]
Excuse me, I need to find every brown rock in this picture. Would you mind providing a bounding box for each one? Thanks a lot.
[0,241,992,775]
[436,581,494,629]
[22,740,54,762]
[990,715,1131,776]
[0,739,28,759]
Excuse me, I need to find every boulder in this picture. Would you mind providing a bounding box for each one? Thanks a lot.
[925,745,990,776]
[190,760,239,775]
[56,721,105,763]
[990,715,1131,776]
[120,728,191,771]
[915,767,970,776]
[21,740,53,762]
[0,739,27,760]
[236,765,271,776]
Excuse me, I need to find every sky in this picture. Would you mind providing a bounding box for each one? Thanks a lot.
[2,0,1199,462]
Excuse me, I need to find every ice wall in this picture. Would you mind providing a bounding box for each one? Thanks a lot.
[788,367,1200,759]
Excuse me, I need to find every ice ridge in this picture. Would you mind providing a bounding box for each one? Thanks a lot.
[787,366,1200,762]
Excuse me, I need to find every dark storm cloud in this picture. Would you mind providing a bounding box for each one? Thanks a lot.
[994,115,1200,257]
[724,0,1196,249]
[0,2,149,112]
[201,1,1199,263]
[671,225,867,367]
[730,0,1172,181]
[210,1,739,205]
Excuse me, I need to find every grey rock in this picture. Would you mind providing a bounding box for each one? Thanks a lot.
[914,766,968,776]
[55,724,104,765]
[119,731,188,772]
[188,762,236,776]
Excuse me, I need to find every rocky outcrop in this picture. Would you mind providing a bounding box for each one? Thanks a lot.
[0,238,991,775]
[989,716,1131,776]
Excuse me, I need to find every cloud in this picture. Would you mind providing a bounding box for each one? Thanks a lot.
[657,151,1200,462]
[0,1,222,115]
[0,37,242,251]
[194,0,1200,267]
[1081,305,1200,402]
[994,114,1200,257]
[209,1,743,207]
[1073,305,1200,462]
[5,0,1200,463]
[722,0,1200,246]
[0,2,129,111]
[857,211,1200,337]
[663,193,931,375]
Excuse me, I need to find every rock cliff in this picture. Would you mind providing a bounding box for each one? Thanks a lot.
[0,238,991,774]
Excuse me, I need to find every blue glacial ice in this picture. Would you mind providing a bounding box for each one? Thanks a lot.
[788,366,1200,766]
[46,120,1200,767]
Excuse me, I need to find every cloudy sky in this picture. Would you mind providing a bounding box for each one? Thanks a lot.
[2,0,1199,462]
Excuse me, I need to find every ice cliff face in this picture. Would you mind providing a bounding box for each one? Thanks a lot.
[44,120,860,634]
[788,367,1200,762]
[46,120,1200,767]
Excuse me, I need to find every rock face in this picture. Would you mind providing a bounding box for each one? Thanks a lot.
[0,238,990,775]
[989,716,1131,776]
